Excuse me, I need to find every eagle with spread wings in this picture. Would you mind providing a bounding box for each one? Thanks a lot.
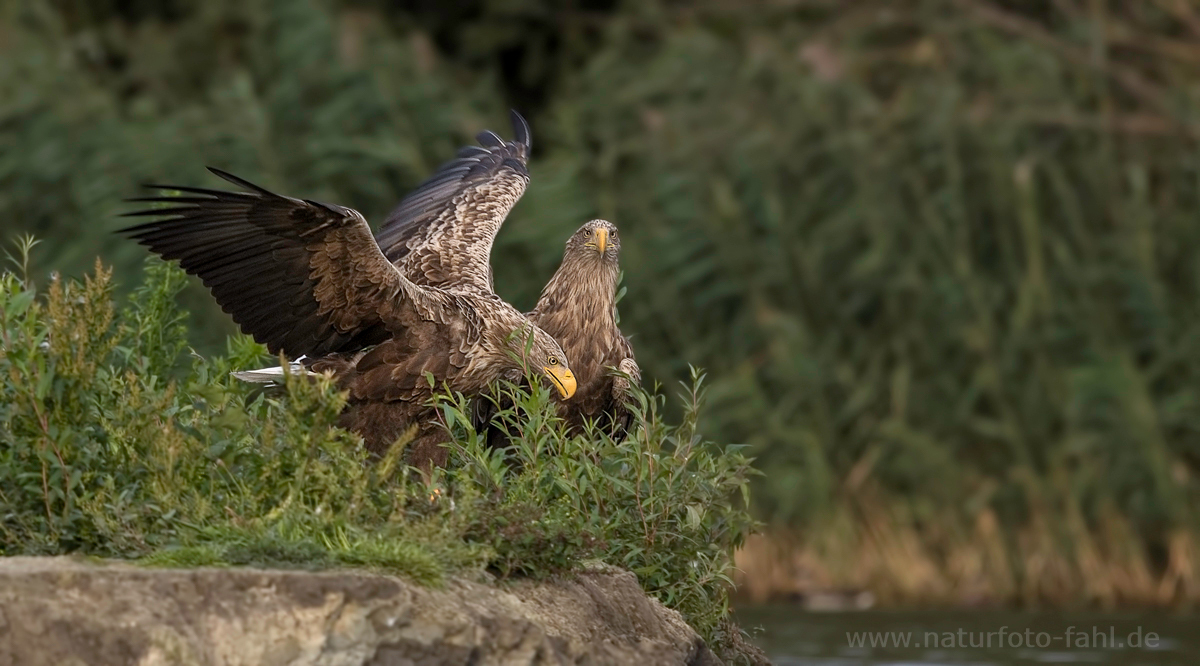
[120,118,576,469]
[373,113,640,439]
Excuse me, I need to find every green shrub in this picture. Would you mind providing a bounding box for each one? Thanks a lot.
[442,366,759,635]
[0,251,757,648]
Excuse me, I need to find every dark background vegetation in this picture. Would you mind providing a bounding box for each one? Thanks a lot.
[4,0,1200,603]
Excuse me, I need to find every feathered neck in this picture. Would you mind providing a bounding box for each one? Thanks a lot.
[532,252,620,332]
[461,292,543,388]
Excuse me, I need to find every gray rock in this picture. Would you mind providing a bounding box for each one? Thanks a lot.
[0,556,723,666]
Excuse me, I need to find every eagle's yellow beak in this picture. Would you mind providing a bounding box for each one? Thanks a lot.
[594,228,608,255]
[545,365,577,399]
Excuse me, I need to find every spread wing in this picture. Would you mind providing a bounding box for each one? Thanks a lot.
[121,168,449,359]
[374,110,532,291]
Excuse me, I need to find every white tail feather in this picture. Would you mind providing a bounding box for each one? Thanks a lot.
[230,358,314,384]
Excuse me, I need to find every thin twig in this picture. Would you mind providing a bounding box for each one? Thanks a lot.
[1152,0,1200,40]
[1099,7,1200,64]
[955,0,1175,117]
[970,107,1199,138]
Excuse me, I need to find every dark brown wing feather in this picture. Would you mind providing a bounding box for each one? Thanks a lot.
[120,167,434,359]
[374,110,532,291]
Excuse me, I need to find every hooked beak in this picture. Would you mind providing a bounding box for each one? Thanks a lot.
[593,228,608,255]
[544,365,577,399]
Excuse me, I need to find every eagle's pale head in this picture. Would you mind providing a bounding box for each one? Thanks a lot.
[564,219,621,266]
[502,324,577,400]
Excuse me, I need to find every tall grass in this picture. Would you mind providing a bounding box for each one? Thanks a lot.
[528,1,1200,605]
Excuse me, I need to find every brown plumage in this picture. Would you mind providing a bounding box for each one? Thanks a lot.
[526,220,640,437]
[374,109,531,292]
[120,167,576,469]
[372,116,640,439]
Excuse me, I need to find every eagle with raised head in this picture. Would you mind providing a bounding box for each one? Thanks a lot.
[120,163,576,470]
[525,219,640,437]
[372,112,639,438]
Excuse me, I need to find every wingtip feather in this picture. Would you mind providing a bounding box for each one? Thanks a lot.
[476,129,503,148]
[510,109,531,151]
[206,166,276,196]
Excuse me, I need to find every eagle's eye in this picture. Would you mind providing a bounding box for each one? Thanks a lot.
[549,356,559,365]
[583,229,591,237]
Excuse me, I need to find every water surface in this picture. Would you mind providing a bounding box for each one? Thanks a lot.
[736,607,1198,665]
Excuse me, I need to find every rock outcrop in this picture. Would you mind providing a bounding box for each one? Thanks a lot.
[0,557,722,666]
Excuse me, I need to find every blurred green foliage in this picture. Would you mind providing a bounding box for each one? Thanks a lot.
[0,255,757,654]
[4,0,1200,569]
